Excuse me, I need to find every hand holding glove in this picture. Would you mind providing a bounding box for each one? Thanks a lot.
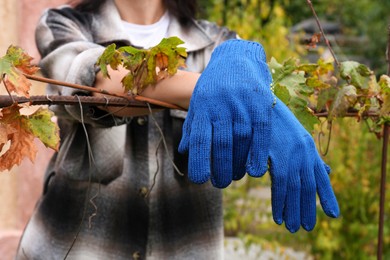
[269,98,340,232]
[178,39,274,188]
[178,39,339,233]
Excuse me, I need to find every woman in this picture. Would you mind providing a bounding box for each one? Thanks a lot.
[16,0,339,259]
[16,1,239,259]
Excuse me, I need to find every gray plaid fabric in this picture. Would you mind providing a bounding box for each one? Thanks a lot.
[16,0,236,259]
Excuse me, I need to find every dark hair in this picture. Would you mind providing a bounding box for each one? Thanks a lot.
[69,0,197,26]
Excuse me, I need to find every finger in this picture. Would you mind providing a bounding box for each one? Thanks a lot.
[210,121,233,188]
[187,114,212,184]
[232,121,251,180]
[246,122,271,177]
[269,157,288,226]
[284,162,301,233]
[324,162,331,174]
[315,159,340,218]
[299,153,317,231]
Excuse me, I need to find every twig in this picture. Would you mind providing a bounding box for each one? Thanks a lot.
[0,95,158,108]
[2,76,15,103]
[306,0,340,67]
[144,137,163,199]
[147,103,184,176]
[318,119,332,156]
[377,23,390,260]
[24,73,184,110]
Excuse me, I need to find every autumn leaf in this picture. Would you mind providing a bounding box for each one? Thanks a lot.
[378,75,390,118]
[155,53,170,80]
[0,104,60,171]
[306,33,321,49]
[25,107,60,150]
[273,84,290,105]
[317,87,338,112]
[0,123,17,151]
[97,37,187,95]
[269,57,319,132]
[5,45,39,75]
[328,84,357,119]
[96,43,123,78]
[340,61,373,89]
[289,97,319,133]
[0,104,37,171]
[0,45,39,98]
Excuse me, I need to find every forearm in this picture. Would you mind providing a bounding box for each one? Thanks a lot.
[94,66,199,116]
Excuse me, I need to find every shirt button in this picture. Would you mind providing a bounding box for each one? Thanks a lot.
[139,187,148,197]
[136,116,147,126]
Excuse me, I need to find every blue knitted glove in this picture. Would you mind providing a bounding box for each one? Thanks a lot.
[269,98,340,232]
[178,39,274,188]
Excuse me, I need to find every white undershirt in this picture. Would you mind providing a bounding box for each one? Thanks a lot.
[121,11,170,49]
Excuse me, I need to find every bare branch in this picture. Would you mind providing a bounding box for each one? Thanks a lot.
[0,95,164,109]
[306,0,340,67]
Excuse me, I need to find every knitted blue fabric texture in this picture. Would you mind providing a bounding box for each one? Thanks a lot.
[269,98,340,232]
[178,39,274,188]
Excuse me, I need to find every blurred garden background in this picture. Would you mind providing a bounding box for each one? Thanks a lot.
[197,0,390,259]
[0,0,389,259]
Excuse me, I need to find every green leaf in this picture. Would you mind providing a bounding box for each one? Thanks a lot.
[268,57,297,86]
[25,108,60,150]
[297,63,318,74]
[118,45,143,56]
[329,84,357,118]
[96,43,122,78]
[289,97,319,133]
[273,83,290,104]
[298,59,334,77]
[378,75,390,118]
[96,37,187,94]
[317,87,338,112]
[269,57,319,132]
[340,61,373,89]
[378,74,390,93]
[121,73,135,93]
[317,59,334,75]
[0,56,13,83]
[0,45,39,97]
[306,77,331,89]
[269,58,307,98]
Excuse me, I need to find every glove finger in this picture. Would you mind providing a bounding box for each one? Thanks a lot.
[269,157,288,226]
[299,150,317,231]
[210,121,233,188]
[246,123,271,177]
[187,114,212,184]
[284,162,301,233]
[178,106,194,154]
[324,162,331,174]
[315,158,340,218]
[232,121,251,180]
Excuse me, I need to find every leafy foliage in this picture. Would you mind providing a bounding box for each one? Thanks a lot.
[268,57,390,134]
[97,36,187,94]
[0,104,59,171]
[0,46,59,171]
[0,45,39,97]
[308,119,390,259]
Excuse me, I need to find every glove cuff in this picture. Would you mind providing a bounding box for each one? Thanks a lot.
[211,39,267,63]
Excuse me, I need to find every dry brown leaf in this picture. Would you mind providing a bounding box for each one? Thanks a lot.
[4,73,32,98]
[0,105,37,171]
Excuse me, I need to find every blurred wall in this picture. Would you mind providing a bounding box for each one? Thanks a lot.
[0,1,67,259]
